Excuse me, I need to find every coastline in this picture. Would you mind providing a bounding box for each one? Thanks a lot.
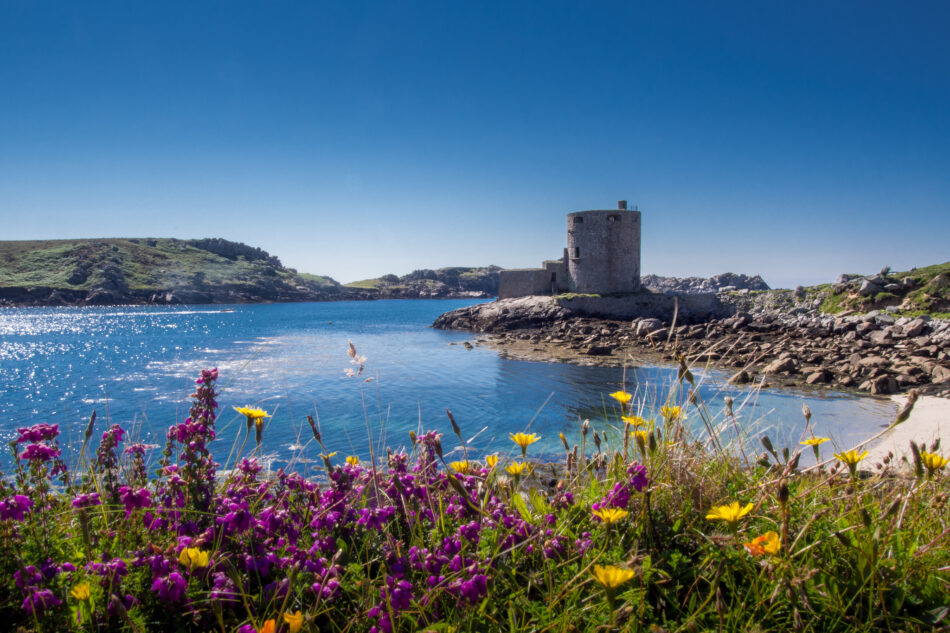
[864,393,950,468]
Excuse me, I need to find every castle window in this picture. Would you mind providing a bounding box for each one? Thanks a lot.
[608,214,621,222]
[570,247,580,259]
[572,216,583,224]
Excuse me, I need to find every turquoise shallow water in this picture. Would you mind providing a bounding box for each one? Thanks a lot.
[0,300,896,471]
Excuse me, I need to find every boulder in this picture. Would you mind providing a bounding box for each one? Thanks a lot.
[870,375,898,395]
[763,357,798,374]
[932,365,950,384]
[635,318,664,337]
[729,370,752,384]
[858,279,882,296]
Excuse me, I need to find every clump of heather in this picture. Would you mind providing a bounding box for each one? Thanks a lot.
[0,368,947,632]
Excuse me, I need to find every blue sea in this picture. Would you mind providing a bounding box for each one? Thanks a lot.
[0,299,896,471]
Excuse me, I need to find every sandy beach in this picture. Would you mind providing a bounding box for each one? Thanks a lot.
[864,393,950,469]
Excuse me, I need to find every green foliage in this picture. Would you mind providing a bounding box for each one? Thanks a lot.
[2,368,949,632]
[0,238,342,299]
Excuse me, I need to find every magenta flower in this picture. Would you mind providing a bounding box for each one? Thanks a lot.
[20,443,61,463]
[71,492,102,509]
[0,495,34,521]
[118,486,152,517]
[16,423,59,444]
[151,572,187,603]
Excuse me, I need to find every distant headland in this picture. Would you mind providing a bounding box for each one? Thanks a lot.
[0,238,500,307]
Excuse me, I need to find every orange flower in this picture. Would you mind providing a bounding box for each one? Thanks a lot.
[743,531,781,556]
[258,620,277,633]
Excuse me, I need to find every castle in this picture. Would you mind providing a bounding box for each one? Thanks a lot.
[498,201,641,299]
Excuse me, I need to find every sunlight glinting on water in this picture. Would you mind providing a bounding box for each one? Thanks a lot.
[0,300,897,472]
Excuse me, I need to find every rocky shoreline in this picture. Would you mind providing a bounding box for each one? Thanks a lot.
[433,296,950,398]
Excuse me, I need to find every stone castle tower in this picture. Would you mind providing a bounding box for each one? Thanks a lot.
[498,201,641,299]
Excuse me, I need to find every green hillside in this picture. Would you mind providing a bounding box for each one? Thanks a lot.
[0,238,342,306]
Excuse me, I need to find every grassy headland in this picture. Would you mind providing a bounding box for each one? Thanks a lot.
[0,239,500,306]
[0,238,343,306]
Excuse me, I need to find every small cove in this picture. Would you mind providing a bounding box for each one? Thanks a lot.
[0,299,897,471]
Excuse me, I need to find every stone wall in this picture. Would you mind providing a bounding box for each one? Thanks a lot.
[566,209,641,294]
[554,292,728,323]
[498,259,569,299]
[498,269,557,299]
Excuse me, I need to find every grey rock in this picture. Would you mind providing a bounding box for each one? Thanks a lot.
[858,279,881,296]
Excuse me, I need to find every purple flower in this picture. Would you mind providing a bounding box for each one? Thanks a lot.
[102,425,125,443]
[124,442,156,455]
[21,588,61,616]
[20,443,61,463]
[627,462,649,491]
[593,462,649,511]
[71,492,102,509]
[151,572,187,603]
[458,573,488,604]
[356,506,396,531]
[16,423,59,444]
[0,495,34,521]
[118,486,152,516]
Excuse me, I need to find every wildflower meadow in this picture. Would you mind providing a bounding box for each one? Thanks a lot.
[1,355,948,632]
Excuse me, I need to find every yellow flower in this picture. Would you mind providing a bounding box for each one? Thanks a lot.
[634,430,648,445]
[178,547,210,571]
[660,405,682,420]
[622,415,648,427]
[593,507,629,526]
[591,564,636,589]
[609,391,633,405]
[320,451,338,459]
[834,450,868,468]
[509,432,540,453]
[705,501,754,527]
[485,454,499,469]
[800,436,830,447]
[506,461,529,475]
[921,451,949,474]
[233,406,271,422]
[283,611,304,633]
[70,581,91,601]
[345,455,359,466]
[449,460,471,474]
[743,531,781,556]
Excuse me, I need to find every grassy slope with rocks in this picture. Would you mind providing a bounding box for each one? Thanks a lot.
[0,238,343,306]
[813,263,950,318]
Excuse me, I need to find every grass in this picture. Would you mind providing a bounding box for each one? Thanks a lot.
[0,238,343,299]
[344,279,384,289]
[1,355,948,633]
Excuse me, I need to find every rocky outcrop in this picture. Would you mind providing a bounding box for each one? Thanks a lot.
[641,272,770,295]
[346,266,501,299]
[435,298,950,397]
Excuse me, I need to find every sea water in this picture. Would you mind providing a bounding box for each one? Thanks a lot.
[0,300,896,471]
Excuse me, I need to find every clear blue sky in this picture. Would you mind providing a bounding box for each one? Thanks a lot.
[1,1,947,288]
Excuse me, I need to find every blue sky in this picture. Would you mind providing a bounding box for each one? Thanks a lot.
[1,1,947,288]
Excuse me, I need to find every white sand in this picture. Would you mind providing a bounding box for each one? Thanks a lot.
[863,394,950,469]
